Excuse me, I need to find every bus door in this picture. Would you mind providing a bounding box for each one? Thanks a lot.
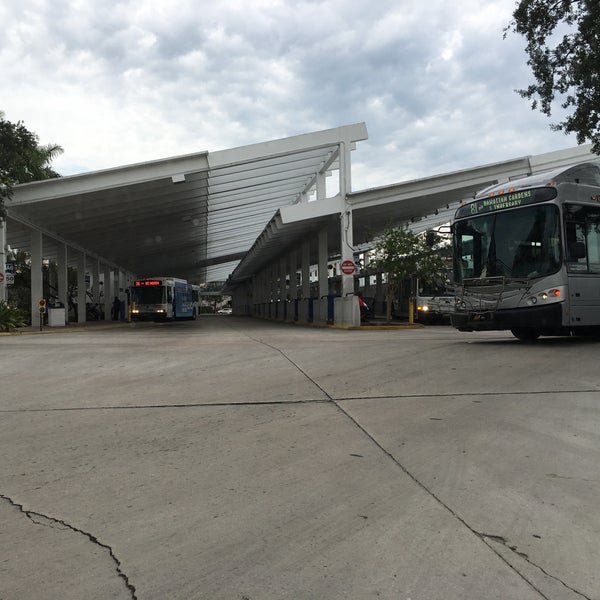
[565,204,600,327]
[173,282,193,318]
[166,283,175,318]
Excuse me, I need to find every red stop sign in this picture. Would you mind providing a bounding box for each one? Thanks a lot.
[341,260,356,275]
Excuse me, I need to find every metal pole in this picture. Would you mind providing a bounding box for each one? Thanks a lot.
[0,218,6,303]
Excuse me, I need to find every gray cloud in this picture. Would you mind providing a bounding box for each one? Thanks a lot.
[1,0,578,189]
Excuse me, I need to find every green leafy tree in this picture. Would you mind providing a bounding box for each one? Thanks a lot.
[212,294,223,313]
[371,226,447,323]
[1,113,63,323]
[6,249,32,321]
[506,1,600,152]
[0,111,63,209]
[0,300,27,332]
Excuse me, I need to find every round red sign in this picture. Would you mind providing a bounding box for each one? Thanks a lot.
[340,260,356,275]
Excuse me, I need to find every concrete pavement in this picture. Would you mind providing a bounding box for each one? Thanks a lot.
[0,316,598,599]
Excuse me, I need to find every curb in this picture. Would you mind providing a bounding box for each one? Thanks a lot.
[2,319,426,335]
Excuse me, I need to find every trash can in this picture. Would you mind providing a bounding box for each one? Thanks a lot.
[48,307,66,326]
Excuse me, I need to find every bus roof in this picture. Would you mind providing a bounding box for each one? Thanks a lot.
[475,162,600,199]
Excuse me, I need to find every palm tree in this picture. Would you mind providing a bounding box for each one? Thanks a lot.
[0,111,63,204]
[25,142,63,181]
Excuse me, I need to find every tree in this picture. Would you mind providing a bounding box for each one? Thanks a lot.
[506,1,600,152]
[212,294,223,314]
[0,114,62,318]
[0,301,26,331]
[0,111,63,205]
[370,226,447,323]
[6,249,32,321]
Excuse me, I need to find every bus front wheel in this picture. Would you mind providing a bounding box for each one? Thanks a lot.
[511,328,540,342]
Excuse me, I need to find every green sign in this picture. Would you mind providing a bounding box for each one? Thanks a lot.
[455,187,557,220]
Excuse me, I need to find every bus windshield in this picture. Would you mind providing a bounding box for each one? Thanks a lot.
[419,272,452,297]
[131,285,165,304]
[454,204,562,281]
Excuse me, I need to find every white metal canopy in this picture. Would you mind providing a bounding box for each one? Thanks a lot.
[6,123,368,283]
[222,145,600,291]
[5,124,598,295]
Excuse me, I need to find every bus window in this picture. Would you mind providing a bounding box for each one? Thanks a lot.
[455,206,560,280]
[458,235,474,279]
[454,219,492,280]
[501,206,561,277]
[565,205,600,272]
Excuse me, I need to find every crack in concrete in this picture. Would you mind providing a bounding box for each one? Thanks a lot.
[233,336,561,598]
[335,399,595,599]
[0,493,137,599]
[2,391,598,415]
[4,331,596,599]
[0,398,330,413]
[244,335,335,400]
[241,337,596,600]
[478,532,593,600]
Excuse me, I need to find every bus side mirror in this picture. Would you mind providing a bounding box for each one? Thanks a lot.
[569,241,586,260]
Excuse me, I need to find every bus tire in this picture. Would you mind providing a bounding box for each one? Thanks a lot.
[511,328,540,342]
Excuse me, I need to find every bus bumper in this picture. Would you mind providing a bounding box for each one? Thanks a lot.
[130,312,169,321]
[450,302,563,332]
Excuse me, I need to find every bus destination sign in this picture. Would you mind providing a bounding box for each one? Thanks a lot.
[455,187,557,220]
[134,280,162,287]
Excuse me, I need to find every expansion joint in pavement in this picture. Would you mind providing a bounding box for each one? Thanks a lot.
[0,492,138,599]
[330,404,571,600]
[477,532,592,600]
[226,333,594,600]
[244,336,334,401]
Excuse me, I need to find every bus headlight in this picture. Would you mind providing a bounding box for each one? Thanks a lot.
[417,305,429,312]
[525,286,565,306]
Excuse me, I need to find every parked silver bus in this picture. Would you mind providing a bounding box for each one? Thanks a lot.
[451,162,600,341]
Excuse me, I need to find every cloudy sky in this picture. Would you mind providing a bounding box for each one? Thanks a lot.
[1,0,579,191]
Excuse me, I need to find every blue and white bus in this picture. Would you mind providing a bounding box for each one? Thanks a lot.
[130,277,199,321]
[451,162,600,341]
